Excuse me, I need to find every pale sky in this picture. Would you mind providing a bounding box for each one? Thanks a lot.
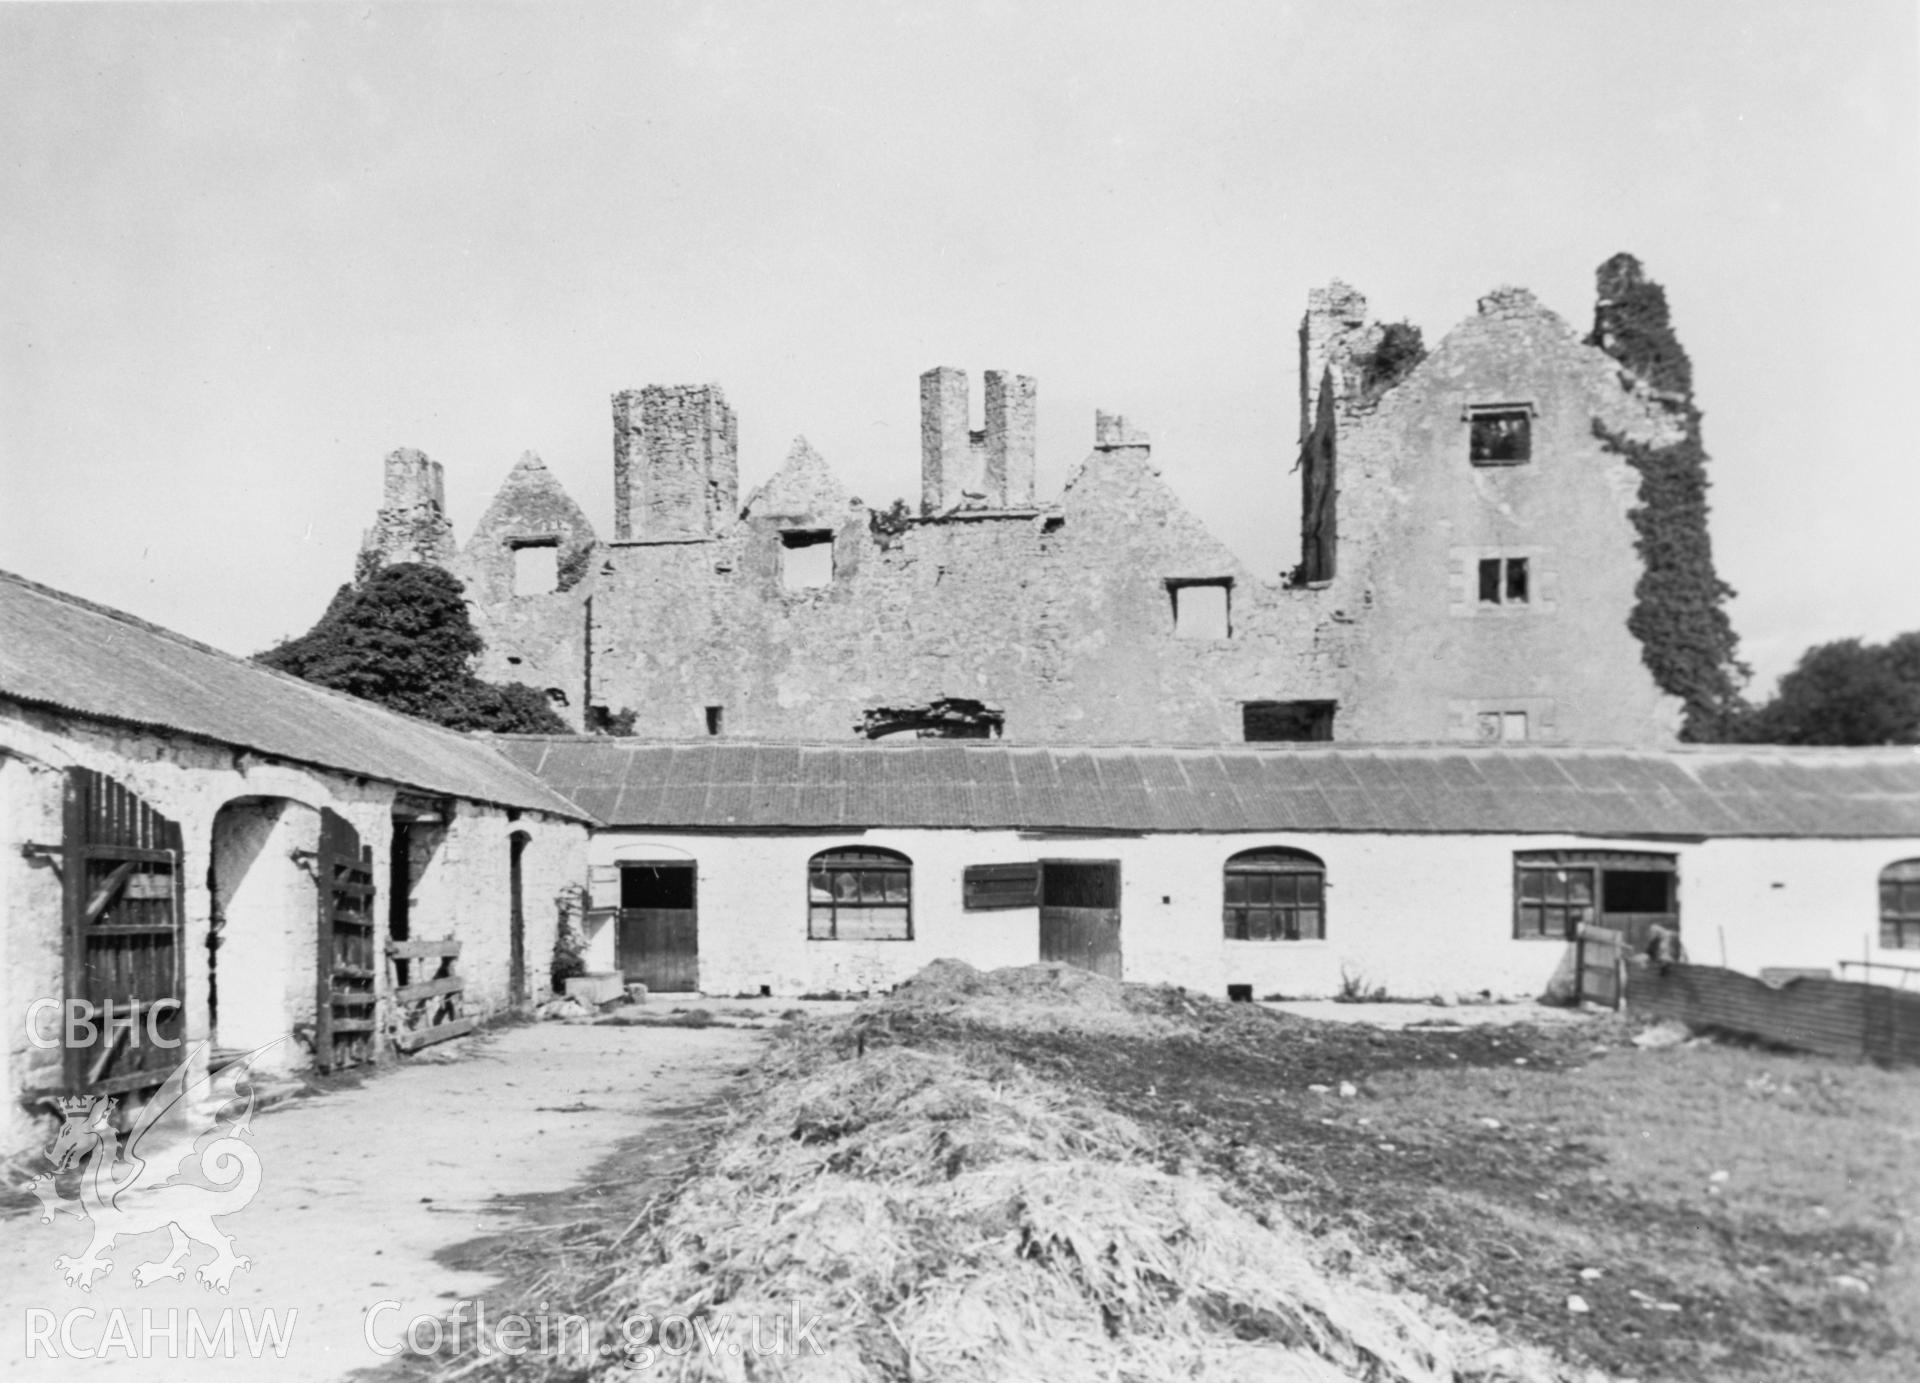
[3,2,1916,696]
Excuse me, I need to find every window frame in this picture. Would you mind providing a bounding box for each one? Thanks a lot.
[1476,555,1532,607]
[807,846,913,941]
[1882,860,1920,950]
[1465,403,1535,466]
[1223,848,1326,942]
[1166,577,1234,640]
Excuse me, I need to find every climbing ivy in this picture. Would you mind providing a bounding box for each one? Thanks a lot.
[1358,320,1427,401]
[1587,253,1747,740]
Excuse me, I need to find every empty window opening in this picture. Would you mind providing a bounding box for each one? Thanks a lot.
[1295,369,1338,584]
[1882,861,1920,949]
[1604,870,1672,914]
[620,863,696,911]
[781,530,834,590]
[1477,556,1530,605]
[859,697,1003,739]
[1042,861,1120,910]
[511,541,559,596]
[705,706,724,736]
[1168,580,1232,640]
[1224,848,1326,941]
[1468,407,1532,464]
[1477,711,1529,742]
[808,847,912,940]
[1243,700,1335,742]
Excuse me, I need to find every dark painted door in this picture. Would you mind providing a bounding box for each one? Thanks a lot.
[1039,860,1122,980]
[616,863,698,992]
[315,808,377,1071]
[63,768,186,1097]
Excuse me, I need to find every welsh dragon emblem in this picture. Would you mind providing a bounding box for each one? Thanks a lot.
[20,1044,273,1294]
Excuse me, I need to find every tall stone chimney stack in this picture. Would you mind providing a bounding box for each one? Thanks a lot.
[984,370,1037,508]
[612,384,739,541]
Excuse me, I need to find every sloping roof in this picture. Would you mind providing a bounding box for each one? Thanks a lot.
[491,736,1920,839]
[0,570,590,820]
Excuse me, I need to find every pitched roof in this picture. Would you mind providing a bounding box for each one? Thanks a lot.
[0,570,590,820]
[491,736,1920,839]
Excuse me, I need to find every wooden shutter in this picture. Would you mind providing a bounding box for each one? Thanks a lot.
[963,862,1041,911]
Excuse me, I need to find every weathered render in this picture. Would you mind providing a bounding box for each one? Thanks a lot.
[359,272,1694,746]
[0,571,591,1155]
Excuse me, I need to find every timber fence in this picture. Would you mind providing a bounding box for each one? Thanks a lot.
[1626,961,1920,1066]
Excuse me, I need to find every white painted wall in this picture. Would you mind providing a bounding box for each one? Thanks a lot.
[588,827,1920,1000]
[1,702,589,1155]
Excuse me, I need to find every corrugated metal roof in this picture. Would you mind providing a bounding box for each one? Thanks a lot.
[0,570,591,820]
[489,735,1920,838]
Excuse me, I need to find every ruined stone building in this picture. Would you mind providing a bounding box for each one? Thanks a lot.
[360,275,1707,747]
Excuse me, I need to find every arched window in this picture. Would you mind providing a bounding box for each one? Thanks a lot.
[1224,848,1325,941]
[808,847,912,941]
[1882,860,1920,950]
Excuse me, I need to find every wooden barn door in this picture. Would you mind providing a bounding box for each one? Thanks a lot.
[616,862,698,993]
[62,769,186,1096]
[315,809,377,1070]
[1040,860,1122,980]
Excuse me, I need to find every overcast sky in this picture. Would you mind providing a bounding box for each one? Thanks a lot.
[2,2,1915,695]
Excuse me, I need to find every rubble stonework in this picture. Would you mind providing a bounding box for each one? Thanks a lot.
[360,448,457,572]
[362,271,1706,746]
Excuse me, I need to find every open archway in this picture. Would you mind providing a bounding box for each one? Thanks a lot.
[208,796,321,1072]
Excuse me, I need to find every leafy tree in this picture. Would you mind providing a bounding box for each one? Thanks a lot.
[259,563,570,734]
[1735,634,1920,745]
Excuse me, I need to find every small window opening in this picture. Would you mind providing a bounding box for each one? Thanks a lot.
[781,530,834,590]
[1168,580,1232,640]
[1604,871,1672,913]
[1477,711,1529,741]
[1469,408,1532,464]
[1243,700,1335,742]
[1478,556,1531,605]
[511,541,560,596]
[705,706,724,736]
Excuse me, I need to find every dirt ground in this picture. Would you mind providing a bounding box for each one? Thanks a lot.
[883,988,1920,1383]
[1,1022,766,1383]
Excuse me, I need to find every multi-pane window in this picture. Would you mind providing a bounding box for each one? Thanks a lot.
[1881,860,1920,949]
[1223,848,1325,941]
[1468,406,1533,464]
[808,848,912,940]
[1515,860,1595,939]
[1477,556,1530,605]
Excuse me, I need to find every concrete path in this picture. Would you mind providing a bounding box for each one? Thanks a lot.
[2,1022,767,1382]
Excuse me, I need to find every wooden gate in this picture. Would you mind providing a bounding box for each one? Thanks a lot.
[1576,925,1626,1009]
[314,809,377,1071]
[617,862,698,992]
[1040,860,1122,980]
[387,937,473,1051]
[60,769,186,1096]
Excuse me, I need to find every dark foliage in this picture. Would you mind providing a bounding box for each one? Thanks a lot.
[1587,253,1747,740]
[1358,319,1427,400]
[1733,633,1920,745]
[586,705,639,736]
[258,563,571,734]
[555,543,595,593]
[868,498,914,549]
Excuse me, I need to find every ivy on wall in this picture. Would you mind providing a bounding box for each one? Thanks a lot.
[1587,253,1747,740]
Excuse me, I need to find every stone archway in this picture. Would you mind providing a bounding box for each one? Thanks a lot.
[208,796,320,1072]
